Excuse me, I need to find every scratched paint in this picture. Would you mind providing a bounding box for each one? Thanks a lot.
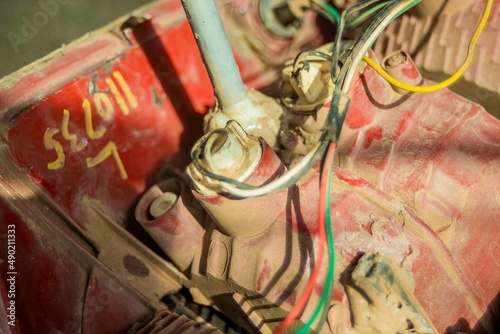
[5,23,210,229]
[363,126,383,149]
[338,53,500,308]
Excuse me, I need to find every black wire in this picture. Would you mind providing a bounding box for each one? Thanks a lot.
[331,0,389,83]
[191,136,259,190]
[191,1,408,194]
[340,0,408,87]
[292,50,333,73]
[328,1,406,144]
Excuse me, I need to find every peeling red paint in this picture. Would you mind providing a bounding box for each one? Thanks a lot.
[396,111,415,138]
[145,215,181,235]
[257,259,271,291]
[332,289,345,303]
[403,172,421,190]
[441,164,481,188]
[248,140,286,185]
[401,64,420,80]
[336,170,370,188]
[345,105,374,129]
[314,281,324,296]
[363,126,383,149]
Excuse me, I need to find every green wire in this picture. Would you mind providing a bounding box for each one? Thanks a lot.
[311,0,391,28]
[347,1,390,27]
[295,145,336,334]
[312,0,341,24]
[293,1,418,332]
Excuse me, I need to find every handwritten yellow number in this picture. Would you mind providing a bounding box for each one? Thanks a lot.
[46,71,135,176]
[94,93,114,121]
[62,109,84,152]
[86,141,128,180]
[44,128,65,170]
[113,71,138,109]
[106,78,130,116]
[105,71,138,116]
[83,99,106,140]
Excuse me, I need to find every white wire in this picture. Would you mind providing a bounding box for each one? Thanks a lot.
[331,0,388,82]
[342,0,421,93]
[221,140,327,198]
[202,0,421,198]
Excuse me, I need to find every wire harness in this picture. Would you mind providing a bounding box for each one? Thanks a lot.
[188,0,491,332]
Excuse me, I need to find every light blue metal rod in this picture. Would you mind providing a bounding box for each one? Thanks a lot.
[181,0,248,110]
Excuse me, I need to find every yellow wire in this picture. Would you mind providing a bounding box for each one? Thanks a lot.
[363,0,493,93]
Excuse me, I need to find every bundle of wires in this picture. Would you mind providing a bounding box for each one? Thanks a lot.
[207,0,414,196]
[274,0,492,332]
[192,0,491,200]
[275,0,425,333]
[272,145,335,334]
[190,0,491,332]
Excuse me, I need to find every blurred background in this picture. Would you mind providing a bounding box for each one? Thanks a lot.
[0,0,148,78]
